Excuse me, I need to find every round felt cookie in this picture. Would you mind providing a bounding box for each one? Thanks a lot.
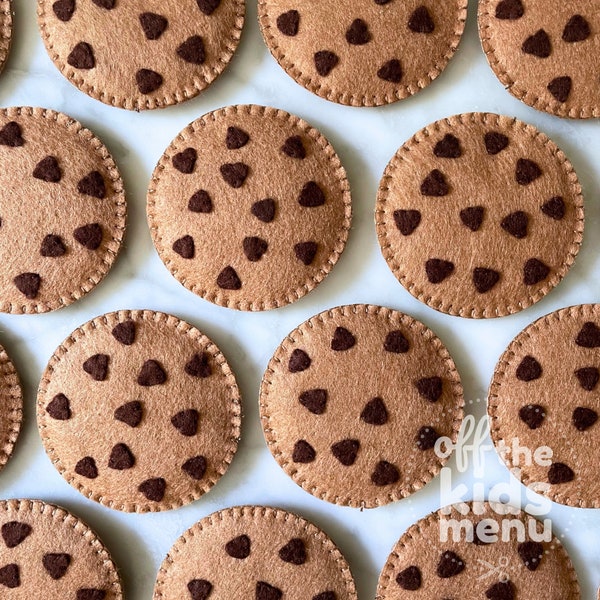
[0,498,122,599]
[0,1,12,74]
[489,304,600,508]
[479,1,600,119]
[154,505,357,600]
[259,304,464,508]
[38,0,245,111]
[0,107,126,314]
[376,113,584,319]
[377,502,580,599]
[0,343,22,474]
[258,0,467,107]
[37,310,241,512]
[147,104,351,311]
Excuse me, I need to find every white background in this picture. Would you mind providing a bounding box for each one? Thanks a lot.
[0,0,599,598]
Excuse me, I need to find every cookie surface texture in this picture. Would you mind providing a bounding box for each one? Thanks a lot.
[377,502,580,599]
[38,0,245,110]
[153,505,357,600]
[0,499,122,599]
[0,343,22,474]
[0,0,12,74]
[0,107,126,314]
[259,304,464,508]
[489,304,600,508]
[147,104,351,311]
[376,112,584,318]
[37,310,241,512]
[479,0,600,118]
[259,0,467,106]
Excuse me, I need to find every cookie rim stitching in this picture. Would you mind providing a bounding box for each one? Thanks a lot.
[37,0,246,111]
[259,303,465,509]
[0,0,12,74]
[0,345,23,470]
[0,106,127,315]
[36,309,242,513]
[374,112,585,319]
[146,103,353,311]
[257,0,469,107]
[487,303,600,509]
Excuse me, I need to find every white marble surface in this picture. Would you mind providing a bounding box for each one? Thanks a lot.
[0,0,599,598]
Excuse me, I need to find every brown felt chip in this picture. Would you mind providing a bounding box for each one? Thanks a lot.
[489,304,600,508]
[0,344,22,476]
[37,310,241,512]
[153,506,357,600]
[38,0,245,110]
[376,112,584,318]
[260,304,463,508]
[259,0,467,106]
[147,105,351,311]
[0,107,125,314]
[0,499,122,598]
[479,0,600,118]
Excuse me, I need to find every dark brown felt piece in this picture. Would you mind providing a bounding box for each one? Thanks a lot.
[112,320,136,345]
[114,401,142,427]
[220,162,249,188]
[516,355,542,381]
[225,534,251,559]
[14,273,41,299]
[495,0,524,20]
[277,10,299,36]
[501,211,528,238]
[425,259,454,283]
[377,59,403,83]
[256,581,283,600]
[299,389,327,415]
[188,579,213,600]
[292,440,315,462]
[331,327,356,351]
[138,477,166,501]
[42,553,71,580]
[197,0,221,16]
[177,36,206,65]
[346,19,371,45]
[0,564,19,588]
[182,456,208,480]
[136,69,164,94]
[563,15,591,42]
[331,439,360,466]
[437,550,465,577]
[573,407,598,431]
[137,360,167,386]
[394,209,421,235]
[243,236,268,262]
[415,376,442,402]
[75,456,98,479]
[574,367,599,391]
[173,235,195,259]
[542,196,566,220]
[185,353,212,378]
[74,223,103,250]
[434,134,462,158]
[278,538,306,565]
[0,122,24,147]
[2,522,32,548]
[460,206,484,231]
[217,266,242,290]
[548,76,572,103]
[77,170,106,198]
[416,425,440,450]
[485,131,509,155]
[420,169,449,196]
[108,443,135,470]
[33,155,62,182]
[522,29,552,58]
[41,234,67,257]
[314,51,339,76]
[46,393,71,420]
[82,354,109,381]
[361,397,388,425]
[172,148,197,174]
[408,6,435,33]
[299,181,326,207]
[371,460,400,486]
[281,135,306,159]
[548,462,574,484]
[139,12,169,40]
[518,541,544,571]
[251,198,276,222]
[171,409,200,436]
[516,159,542,185]
[91,0,115,9]
[473,267,500,294]
[226,126,250,150]
[396,566,421,590]
[576,322,600,347]
[67,42,95,70]
[486,581,515,600]
[53,0,75,22]
[288,349,311,372]
[188,190,213,213]
[519,404,545,429]
[523,258,550,285]
[294,242,318,265]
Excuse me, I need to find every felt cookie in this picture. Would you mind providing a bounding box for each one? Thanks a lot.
[37,310,241,512]
[259,304,464,508]
[0,498,122,598]
[0,1,12,74]
[479,1,600,119]
[489,304,600,508]
[147,104,351,311]
[376,113,584,319]
[258,0,467,106]
[0,343,22,475]
[153,505,357,600]
[377,502,580,598]
[0,107,126,314]
[38,0,245,111]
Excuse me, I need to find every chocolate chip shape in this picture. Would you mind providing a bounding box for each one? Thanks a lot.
[182,456,207,480]
[220,162,249,188]
[408,6,434,33]
[185,353,212,378]
[114,401,142,427]
[294,242,318,265]
[138,478,166,501]
[74,223,103,250]
[67,42,95,70]
[256,582,283,600]
[460,206,484,231]
[384,330,409,353]
[0,122,24,147]
[361,397,389,426]
[278,538,306,565]
[75,456,98,479]
[473,268,500,293]
[77,591,106,600]
[2,522,32,548]
[501,211,528,239]
[188,579,212,600]
[437,550,465,578]
[434,134,462,159]
[522,30,552,58]
[486,581,515,600]
[188,190,213,213]
[416,426,440,450]
[177,36,206,65]
[517,541,544,571]
[396,566,421,590]
[14,273,40,299]
[83,354,109,381]
[243,237,268,262]
[33,155,61,182]
[289,349,311,372]
[78,171,106,198]
[415,376,443,402]
[173,235,195,259]
[314,51,339,76]
[108,443,135,470]
[425,259,454,284]
[421,169,449,196]
[485,131,509,155]
[173,148,197,174]
[139,13,168,39]
[0,564,19,588]
[136,69,163,94]
[573,407,598,431]
[112,320,136,345]
[576,322,600,347]
[516,355,542,381]
[292,440,316,463]
[519,404,545,429]
[40,234,66,257]
[548,462,575,484]
[277,10,300,36]
[523,258,550,285]
[331,327,356,351]
[299,181,326,207]
[252,198,276,222]
[171,409,199,436]
[313,593,336,600]
[137,360,167,386]
[331,439,360,466]
[563,15,591,42]
[346,19,372,45]
[371,460,400,485]
[541,196,565,220]
[281,135,306,159]
[46,393,71,420]
[299,389,327,414]
[226,126,249,150]
[92,0,115,8]
[197,0,220,15]
[575,367,599,391]
[377,59,402,83]
[42,553,71,580]
[53,0,75,21]
[226,535,251,559]
[495,0,524,19]
[217,266,242,290]
[548,76,572,103]
[516,158,542,185]
[394,209,421,235]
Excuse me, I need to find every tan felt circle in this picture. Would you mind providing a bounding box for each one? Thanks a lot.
[260,304,464,508]
[259,0,467,107]
[37,310,241,513]
[147,104,352,311]
[479,0,600,119]
[0,107,126,314]
[0,499,122,599]
[153,505,357,600]
[377,502,580,599]
[0,0,12,74]
[489,304,600,509]
[376,112,584,319]
[38,0,245,111]
[0,343,22,474]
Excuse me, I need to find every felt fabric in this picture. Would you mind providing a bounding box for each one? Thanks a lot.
[0,344,22,474]
[489,304,600,509]
[37,310,241,513]
[259,304,464,508]
[479,0,600,118]
[259,0,467,106]
[377,502,580,599]
[153,505,357,600]
[38,0,245,111]
[147,104,352,311]
[0,499,122,599]
[0,1,11,74]
[376,112,584,319]
[0,107,126,315]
